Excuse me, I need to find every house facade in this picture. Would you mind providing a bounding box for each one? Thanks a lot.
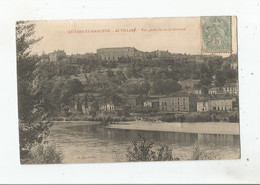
[197,101,209,112]
[97,47,139,61]
[197,98,234,112]
[208,87,223,95]
[185,88,202,95]
[222,82,238,95]
[159,95,197,112]
[99,103,115,112]
[143,99,159,108]
[49,50,66,62]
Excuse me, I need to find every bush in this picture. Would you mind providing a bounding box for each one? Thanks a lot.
[26,143,63,164]
[184,112,212,122]
[126,135,179,161]
[132,106,159,114]
[228,111,239,123]
[159,112,229,123]
[160,114,177,122]
[191,142,219,160]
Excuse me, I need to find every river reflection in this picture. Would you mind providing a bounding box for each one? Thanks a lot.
[49,122,240,163]
[67,124,240,146]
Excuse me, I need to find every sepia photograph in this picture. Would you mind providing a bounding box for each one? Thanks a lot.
[16,16,240,164]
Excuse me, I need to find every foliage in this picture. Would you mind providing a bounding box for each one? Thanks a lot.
[132,105,159,114]
[191,142,219,160]
[126,135,180,161]
[57,61,80,76]
[25,143,63,164]
[16,21,54,161]
[198,63,213,89]
[126,81,150,95]
[152,79,181,94]
[215,63,237,87]
[228,111,239,123]
[126,63,142,78]
[44,78,84,113]
[160,114,177,122]
[159,111,238,123]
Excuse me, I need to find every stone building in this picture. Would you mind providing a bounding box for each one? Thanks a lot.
[222,82,238,95]
[159,94,197,112]
[197,97,235,112]
[143,99,159,108]
[97,47,140,61]
[184,88,202,95]
[40,53,50,62]
[99,103,115,112]
[49,50,66,62]
[197,100,209,112]
[208,82,238,95]
[153,50,173,58]
[208,87,223,95]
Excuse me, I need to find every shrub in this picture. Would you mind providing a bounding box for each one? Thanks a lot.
[160,114,176,122]
[191,142,218,160]
[26,143,63,164]
[126,135,180,161]
[132,105,159,114]
[228,111,239,123]
[184,112,212,122]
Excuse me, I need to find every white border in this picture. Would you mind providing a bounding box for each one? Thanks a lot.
[0,0,260,183]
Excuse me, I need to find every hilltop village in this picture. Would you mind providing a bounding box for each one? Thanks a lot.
[36,47,239,123]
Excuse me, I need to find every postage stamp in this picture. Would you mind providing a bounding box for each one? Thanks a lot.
[201,16,232,53]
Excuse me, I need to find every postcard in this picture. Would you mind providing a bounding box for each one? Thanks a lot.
[16,16,240,164]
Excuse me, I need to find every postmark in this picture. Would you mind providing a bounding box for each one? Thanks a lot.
[201,16,232,53]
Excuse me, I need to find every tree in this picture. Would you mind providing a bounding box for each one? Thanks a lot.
[126,135,179,161]
[152,79,181,94]
[198,63,213,92]
[48,78,84,112]
[16,21,53,163]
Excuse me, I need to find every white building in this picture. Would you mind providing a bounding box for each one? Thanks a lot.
[99,103,115,112]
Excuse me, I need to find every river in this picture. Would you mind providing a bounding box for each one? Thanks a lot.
[48,121,240,163]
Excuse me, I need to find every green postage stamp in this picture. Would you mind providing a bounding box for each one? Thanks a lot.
[201,16,232,53]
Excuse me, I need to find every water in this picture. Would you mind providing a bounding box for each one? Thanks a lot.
[48,121,240,163]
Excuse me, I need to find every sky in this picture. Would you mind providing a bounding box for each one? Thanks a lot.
[31,17,237,56]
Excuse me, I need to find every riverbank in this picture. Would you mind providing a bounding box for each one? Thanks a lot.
[107,121,240,135]
[50,120,240,135]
